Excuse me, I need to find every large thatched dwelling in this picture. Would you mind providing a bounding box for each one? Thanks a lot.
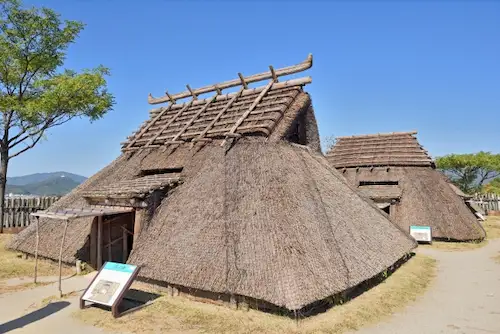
[326,131,486,241]
[10,56,417,313]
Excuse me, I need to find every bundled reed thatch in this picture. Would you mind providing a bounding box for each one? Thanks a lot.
[326,132,486,241]
[9,59,417,312]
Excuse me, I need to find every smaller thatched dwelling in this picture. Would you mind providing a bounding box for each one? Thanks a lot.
[326,131,486,242]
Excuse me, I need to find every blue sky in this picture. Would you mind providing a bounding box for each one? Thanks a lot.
[10,0,500,177]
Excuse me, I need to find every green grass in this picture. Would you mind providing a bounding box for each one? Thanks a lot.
[74,254,436,334]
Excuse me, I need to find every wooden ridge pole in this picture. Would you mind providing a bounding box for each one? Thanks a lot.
[148,54,313,105]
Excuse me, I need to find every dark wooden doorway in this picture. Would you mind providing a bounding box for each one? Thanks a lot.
[89,212,135,269]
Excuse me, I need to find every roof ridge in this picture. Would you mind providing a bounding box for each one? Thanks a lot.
[336,131,418,140]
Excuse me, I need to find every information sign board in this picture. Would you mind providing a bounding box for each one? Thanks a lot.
[80,262,140,317]
[409,225,432,243]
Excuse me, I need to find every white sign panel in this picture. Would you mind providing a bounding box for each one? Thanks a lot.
[82,262,138,307]
[409,225,432,243]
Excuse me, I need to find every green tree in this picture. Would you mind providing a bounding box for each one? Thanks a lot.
[483,177,500,195]
[0,0,114,233]
[435,152,500,194]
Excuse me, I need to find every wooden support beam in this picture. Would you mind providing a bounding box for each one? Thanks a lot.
[170,95,217,142]
[148,54,313,105]
[97,216,103,269]
[58,219,69,298]
[125,103,173,149]
[221,80,274,146]
[193,87,244,143]
[123,226,128,262]
[145,101,193,147]
[108,222,112,261]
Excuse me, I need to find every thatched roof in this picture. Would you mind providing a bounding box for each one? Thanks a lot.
[326,131,434,168]
[10,57,417,312]
[327,132,486,241]
[81,174,182,199]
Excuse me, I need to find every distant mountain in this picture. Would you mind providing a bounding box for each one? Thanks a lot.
[7,172,87,186]
[6,172,87,196]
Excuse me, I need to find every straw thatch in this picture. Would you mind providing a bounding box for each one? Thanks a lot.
[9,65,417,312]
[326,132,486,241]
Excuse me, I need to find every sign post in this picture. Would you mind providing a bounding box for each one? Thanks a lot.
[80,262,140,318]
[409,225,432,244]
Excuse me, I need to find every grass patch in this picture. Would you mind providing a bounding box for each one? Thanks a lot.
[74,254,436,334]
[0,234,74,281]
[421,240,488,252]
[484,216,500,240]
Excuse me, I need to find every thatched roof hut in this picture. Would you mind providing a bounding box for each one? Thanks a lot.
[326,131,486,241]
[10,56,416,313]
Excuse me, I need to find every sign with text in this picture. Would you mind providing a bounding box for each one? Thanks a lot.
[409,225,432,243]
[81,262,140,314]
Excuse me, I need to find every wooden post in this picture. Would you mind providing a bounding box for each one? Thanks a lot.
[58,219,69,298]
[90,218,97,268]
[34,216,39,284]
[108,222,112,261]
[122,225,128,262]
[133,210,143,245]
[97,216,103,269]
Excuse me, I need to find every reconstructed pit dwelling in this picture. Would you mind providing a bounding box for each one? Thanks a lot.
[326,131,486,242]
[10,55,417,314]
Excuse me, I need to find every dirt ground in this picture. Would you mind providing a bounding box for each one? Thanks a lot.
[352,238,500,334]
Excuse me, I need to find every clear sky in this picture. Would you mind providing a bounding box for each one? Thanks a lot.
[10,0,500,177]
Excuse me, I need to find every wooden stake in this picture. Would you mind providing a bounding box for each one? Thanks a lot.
[238,73,248,89]
[58,219,69,298]
[269,65,278,82]
[165,91,176,104]
[34,216,39,284]
[186,85,197,100]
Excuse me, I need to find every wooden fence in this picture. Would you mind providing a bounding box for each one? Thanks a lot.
[472,193,500,214]
[2,196,60,230]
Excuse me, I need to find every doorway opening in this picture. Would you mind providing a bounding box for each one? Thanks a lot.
[89,212,135,268]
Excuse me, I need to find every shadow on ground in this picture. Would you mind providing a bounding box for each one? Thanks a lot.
[84,289,162,317]
[0,301,70,333]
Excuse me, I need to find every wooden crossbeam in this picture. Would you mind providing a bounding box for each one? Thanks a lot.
[148,54,313,105]
[144,101,193,147]
[125,103,174,149]
[170,95,217,143]
[221,80,274,146]
[193,87,244,143]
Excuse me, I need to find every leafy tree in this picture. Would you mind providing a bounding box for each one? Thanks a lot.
[483,177,500,195]
[0,0,114,232]
[435,152,500,194]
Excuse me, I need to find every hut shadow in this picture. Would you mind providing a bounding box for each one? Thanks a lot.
[0,301,70,333]
[85,289,161,317]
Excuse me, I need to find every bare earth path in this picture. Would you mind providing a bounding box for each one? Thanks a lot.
[354,239,500,334]
[1,240,499,333]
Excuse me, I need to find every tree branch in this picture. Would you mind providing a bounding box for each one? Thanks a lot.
[8,131,44,159]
